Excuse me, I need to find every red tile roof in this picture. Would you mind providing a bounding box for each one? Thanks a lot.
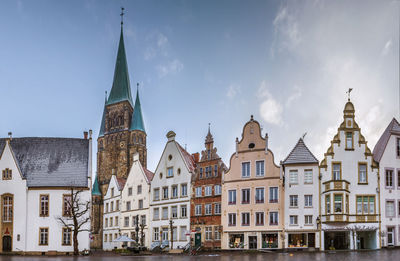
[177,142,196,173]
[116,177,127,191]
[143,168,154,183]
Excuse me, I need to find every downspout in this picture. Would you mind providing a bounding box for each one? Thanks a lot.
[88,130,93,250]
[318,166,322,251]
[377,167,381,249]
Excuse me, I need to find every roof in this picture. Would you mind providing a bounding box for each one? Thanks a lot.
[116,177,127,191]
[98,98,107,137]
[1,137,89,187]
[373,118,400,162]
[130,88,146,132]
[143,168,154,183]
[177,142,196,173]
[282,138,319,165]
[106,27,133,107]
[92,173,101,195]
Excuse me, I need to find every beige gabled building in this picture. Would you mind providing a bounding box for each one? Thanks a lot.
[221,116,284,250]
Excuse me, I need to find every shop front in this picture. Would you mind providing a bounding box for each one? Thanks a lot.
[229,234,244,249]
[286,232,317,249]
[356,230,377,250]
[324,231,350,250]
[262,233,278,249]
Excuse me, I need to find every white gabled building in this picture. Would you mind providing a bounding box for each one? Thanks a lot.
[102,173,125,250]
[120,153,154,248]
[373,118,400,247]
[0,134,92,254]
[319,99,380,250]
[150,131,196,249]
[282,138,320,250]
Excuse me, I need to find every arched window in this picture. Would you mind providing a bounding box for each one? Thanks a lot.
[133,134,136,143]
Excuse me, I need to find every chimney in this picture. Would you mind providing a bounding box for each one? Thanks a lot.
[89,129,93,139]
[83,131,88,139]
[265,133,269,154]
[192,153,200,163]
[7,132,12,140]
[235,137,239,157]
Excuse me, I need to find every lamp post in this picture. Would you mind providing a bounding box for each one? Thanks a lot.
[135,215,139,244]
[169,218,174,250]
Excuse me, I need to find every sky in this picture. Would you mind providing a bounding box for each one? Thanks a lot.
[0,0,399,173]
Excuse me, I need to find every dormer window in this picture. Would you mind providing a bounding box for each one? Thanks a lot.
[345,132,353,149]
[396,138,400,157]
[2,168,12,180]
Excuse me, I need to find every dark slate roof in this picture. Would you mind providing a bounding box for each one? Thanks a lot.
[373,118,400,162]
[2,137,89,187]
[98,99,107,137]
[282,138,319,165]
[107,27,133,107]
[0,140,5,156]
[130,88,146,132]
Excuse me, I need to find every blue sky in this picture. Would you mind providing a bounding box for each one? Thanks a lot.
[0,0,398,172]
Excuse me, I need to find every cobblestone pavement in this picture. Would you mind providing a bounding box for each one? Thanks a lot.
[0,249,399,260]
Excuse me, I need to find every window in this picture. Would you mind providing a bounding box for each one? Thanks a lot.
[200,168,203,178]
[305,215,313,225]
[137,185,142,194]
[326,195,331,214]
[110,202,114,212]
[242,189,250,204]
[180,226,187,241]
[346,132,353,149]
[138,199,143,209]
[62,227,71,245]
[40,194,49,217]
[215,185,222,195]
[397,138,400,157]
[205,204,212,215]
[214,229,221,240]
[228,190,236,205]
[255,212,264,226]
[386,169,394,188]
[214,165,218,176]
[205,167,209,178]
[242,162,250,178]
[195,205,202,216]
[304,170,313,184]
[386,201,395,217]
[126,201,131,211]
[196,187,202,197]
[154,188,160,201]
[171,206,178,218]
[289,195,298,207]
[115,216,118,226]
[181,183,188,197]
[181,205,187,218]
[228,213,236,226]
[167,167,173,177]
[290,215,298,225]
[124,217,129,227]
[153,228,159,241]
[128,187,133,196]
[205,227,212,240]
[2,168,12,180]
[205,186,212,196]
[358,163,367,183]
[269,212,278,225]
[334,194,343,213]
[333,163,341,180]
[207,150,211,159]
[269,187,278,203]
[172,185,178,198]
[39,228,48,245]
[304,195,313,207]
[105,203,109,213]
[255,188,264,203]
[3,196,12,222]
[214,203,221,215]
[105,218,108,228]
[162,187,169,199]
[111,188,114,197]
[256,160,265,176]
[116,200,120,211]
[357,196,375,214]
[289,170,298,184]
[109,218,113,227]
[104,234,107,242]
[162,207,168,219]
[154,208,160,220]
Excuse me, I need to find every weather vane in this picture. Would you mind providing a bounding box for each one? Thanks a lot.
[346,88,353,101]
[120,7,125,25]
[302,132,307,140]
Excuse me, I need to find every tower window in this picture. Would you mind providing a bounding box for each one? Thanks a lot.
[345,132,353,149]
[248,143,255,149]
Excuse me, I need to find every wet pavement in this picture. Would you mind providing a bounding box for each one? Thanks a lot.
[0,249,399,260]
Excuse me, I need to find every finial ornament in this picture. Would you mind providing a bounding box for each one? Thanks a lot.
[120,7,125,25]
[346,88,353,101]
[302,132,307,140]
[208,123,211,133]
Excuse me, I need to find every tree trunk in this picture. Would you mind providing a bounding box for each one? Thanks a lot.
[73,230,79,255]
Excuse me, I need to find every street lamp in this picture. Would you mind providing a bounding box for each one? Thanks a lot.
[169,218,174,250]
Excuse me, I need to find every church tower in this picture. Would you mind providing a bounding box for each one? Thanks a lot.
[91,10,147,249]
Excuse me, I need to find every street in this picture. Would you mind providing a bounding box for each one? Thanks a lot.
[0,249,399,261]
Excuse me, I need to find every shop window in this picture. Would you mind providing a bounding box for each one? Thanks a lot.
[262,233,278,248]
[229,234,244,248]
[288,234,307,248]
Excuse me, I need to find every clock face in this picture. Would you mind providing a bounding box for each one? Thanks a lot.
[120,142,125,148]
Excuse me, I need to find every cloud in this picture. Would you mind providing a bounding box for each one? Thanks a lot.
[157,59,184,78]
[226,84,241,99]
[144,32,169,60]
[285,85,302,107]
[258,81,283,125]
[381,40,392,56]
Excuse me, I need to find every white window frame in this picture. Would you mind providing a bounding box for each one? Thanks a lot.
[241,161,251,178]
[256,160,265,176]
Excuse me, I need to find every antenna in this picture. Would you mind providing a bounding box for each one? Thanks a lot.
[346,88,353,101]
[120,7,125,26]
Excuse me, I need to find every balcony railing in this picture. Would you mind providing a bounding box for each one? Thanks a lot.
[323,180,350,192]
[322,214,378,223]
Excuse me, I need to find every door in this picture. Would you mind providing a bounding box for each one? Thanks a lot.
[2,236,11,252]
[195,233,201,247]
[249,236,257,249]
[388,228,394,246]
[308,233,315,248]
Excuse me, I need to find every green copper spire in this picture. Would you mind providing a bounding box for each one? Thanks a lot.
[98,92,107,137]
[92,173,101,196]
[107,24,133,106]
[130,84,146,132]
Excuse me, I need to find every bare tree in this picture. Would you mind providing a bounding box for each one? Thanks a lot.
[57,188,91,255]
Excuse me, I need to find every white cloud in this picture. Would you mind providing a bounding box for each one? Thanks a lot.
[258,81,283,125]
[272,5,301,54]
[157,59,184,78]
[286,85,302,107]
[226,84,241,99]
[381,40,392,56]
[144,32,169,60]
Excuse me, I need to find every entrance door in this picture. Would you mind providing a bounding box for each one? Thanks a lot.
[249,236,257,249]
[308,233,315,248]
[2,236,11,252]
[195,233,201,247]
[388,228,394,246]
